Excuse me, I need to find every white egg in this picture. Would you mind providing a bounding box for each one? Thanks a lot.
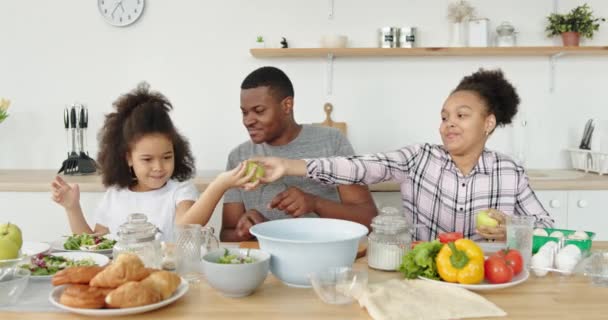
[549,231,565,239]
[531,252,552,277]
[555,245,582,275]
[538,241,558,255]
[567,230,589,240]
[533,228,549,237]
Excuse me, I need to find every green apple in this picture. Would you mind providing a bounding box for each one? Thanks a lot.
[476,211,499,228]
[0,238,19,260]
[245,161,265,183]
[0,222,23,250]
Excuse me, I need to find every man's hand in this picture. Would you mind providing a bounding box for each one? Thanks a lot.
[269,186,317,217]
[476,208,507,241]
[235,209,267,239]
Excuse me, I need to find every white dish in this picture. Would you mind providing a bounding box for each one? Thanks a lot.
[51,238,113,255]
[418,269,529,291]
[21,241,51,257]
[49,278,189,316]
[25,252,110,280]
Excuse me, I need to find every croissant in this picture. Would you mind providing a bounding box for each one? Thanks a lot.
[52,266,105,286]
[90,253,150,288]
[105,281,162,308]
[59,284,113,309]
[141,270,181,299]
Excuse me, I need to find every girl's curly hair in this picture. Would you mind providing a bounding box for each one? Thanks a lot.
[97,83,195,188]
[452,68,520,128]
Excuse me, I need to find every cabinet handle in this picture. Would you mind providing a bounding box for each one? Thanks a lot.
[549,200,561,208]
[577,200,588,208]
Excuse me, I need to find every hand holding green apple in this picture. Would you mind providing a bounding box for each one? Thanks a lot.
[475,209,507,241]
[245,161,265,183]
[0,222,23,260]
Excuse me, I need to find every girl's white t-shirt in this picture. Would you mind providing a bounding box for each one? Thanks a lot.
[93,179,199,241]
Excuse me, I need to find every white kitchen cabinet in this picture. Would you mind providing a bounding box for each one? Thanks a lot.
[567,191,608,241]
[535,191,568,229]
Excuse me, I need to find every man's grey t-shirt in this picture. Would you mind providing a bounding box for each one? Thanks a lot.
[224,124,355,220]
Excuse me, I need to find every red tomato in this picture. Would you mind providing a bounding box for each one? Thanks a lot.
[437,232,463,244]
[484,256,514,284]
[497,249,524,276]
[411,241,423,249]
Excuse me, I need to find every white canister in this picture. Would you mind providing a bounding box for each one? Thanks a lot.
[468,18,490,47]
[379,27,399,48]
[398,27,417,48]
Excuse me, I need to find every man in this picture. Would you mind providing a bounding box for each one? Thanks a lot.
[220,66,377,241]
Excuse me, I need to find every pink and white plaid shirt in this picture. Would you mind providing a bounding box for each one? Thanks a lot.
[306,143,554,241]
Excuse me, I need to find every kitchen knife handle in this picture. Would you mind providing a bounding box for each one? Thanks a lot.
[70,106,76,129]
[64,107,69,129]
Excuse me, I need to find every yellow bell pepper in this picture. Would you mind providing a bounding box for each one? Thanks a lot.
[435,239,484,284]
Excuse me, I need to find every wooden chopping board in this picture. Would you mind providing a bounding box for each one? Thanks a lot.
[239,240,368,259]
[313,102,347,136]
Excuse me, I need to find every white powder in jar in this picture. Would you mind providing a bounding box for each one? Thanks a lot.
[368,241,407,271]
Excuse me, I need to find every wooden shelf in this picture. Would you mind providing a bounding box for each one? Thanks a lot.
[250,46,608,58]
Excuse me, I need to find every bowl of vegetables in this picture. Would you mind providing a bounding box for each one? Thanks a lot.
[202,248,270,297]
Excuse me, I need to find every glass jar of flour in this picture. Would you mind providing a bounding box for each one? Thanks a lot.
[367,207,412,271]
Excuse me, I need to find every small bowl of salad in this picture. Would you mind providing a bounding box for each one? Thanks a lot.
[60,234,117,253]
[202,248,270,297]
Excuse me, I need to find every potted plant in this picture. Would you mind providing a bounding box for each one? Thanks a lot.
[546,3,605,46]
[255,36,265,48]
[0,98,10,124]
[446,0,475,47]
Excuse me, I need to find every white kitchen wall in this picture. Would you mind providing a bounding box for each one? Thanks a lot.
[0,0,607,171]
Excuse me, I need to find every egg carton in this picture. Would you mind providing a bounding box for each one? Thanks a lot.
[566,148,608,175]
[530,239,589,277]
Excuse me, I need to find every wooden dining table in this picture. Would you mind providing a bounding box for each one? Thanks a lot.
[3,242,608,320]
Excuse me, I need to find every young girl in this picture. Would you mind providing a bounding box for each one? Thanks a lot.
[51,83,257,241]
[251,69,554,241]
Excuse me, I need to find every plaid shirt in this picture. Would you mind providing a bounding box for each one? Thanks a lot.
[306,143,554,241]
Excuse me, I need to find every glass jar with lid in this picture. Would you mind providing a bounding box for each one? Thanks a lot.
[367,207,412,271]
[113,213,162,268]
[496,22,516,47]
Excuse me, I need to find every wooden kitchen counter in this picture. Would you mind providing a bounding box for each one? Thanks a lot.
[3,242,608,320]
[1,169,608,192]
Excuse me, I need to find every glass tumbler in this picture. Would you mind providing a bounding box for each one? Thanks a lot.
[506,215,535,270]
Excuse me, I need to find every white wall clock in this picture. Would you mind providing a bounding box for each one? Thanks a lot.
[98,0,145,27]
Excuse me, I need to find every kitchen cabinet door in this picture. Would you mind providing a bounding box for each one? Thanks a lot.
[567,191,608,241]
[534,191,568,229]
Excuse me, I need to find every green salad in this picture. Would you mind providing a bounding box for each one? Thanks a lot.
[20,253,96,276]
[218,248,256,264]
[63,234,117,251]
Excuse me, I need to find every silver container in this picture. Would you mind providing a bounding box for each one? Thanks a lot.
[379,27,399,48]
[398,27,416,48]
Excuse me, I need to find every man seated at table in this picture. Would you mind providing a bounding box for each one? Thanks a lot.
[220,66,377,241]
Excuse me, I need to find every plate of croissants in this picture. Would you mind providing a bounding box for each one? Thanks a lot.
[48,253,189,316]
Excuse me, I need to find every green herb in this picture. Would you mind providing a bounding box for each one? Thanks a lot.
[546,3,605,38]
[398,240,443,280]
[218,248,255,264]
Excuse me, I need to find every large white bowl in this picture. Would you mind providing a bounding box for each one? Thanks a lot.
[202,248,270,297]
[250,218,368,288]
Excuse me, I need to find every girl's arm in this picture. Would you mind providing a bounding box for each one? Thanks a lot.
[51,176,95,234]
[175,162,257,225]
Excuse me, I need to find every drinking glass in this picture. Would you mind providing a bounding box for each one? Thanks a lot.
[506,215,535,270]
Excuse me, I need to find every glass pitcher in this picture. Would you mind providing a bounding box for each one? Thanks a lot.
[113,213,162,268]
[174,224,219,282]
